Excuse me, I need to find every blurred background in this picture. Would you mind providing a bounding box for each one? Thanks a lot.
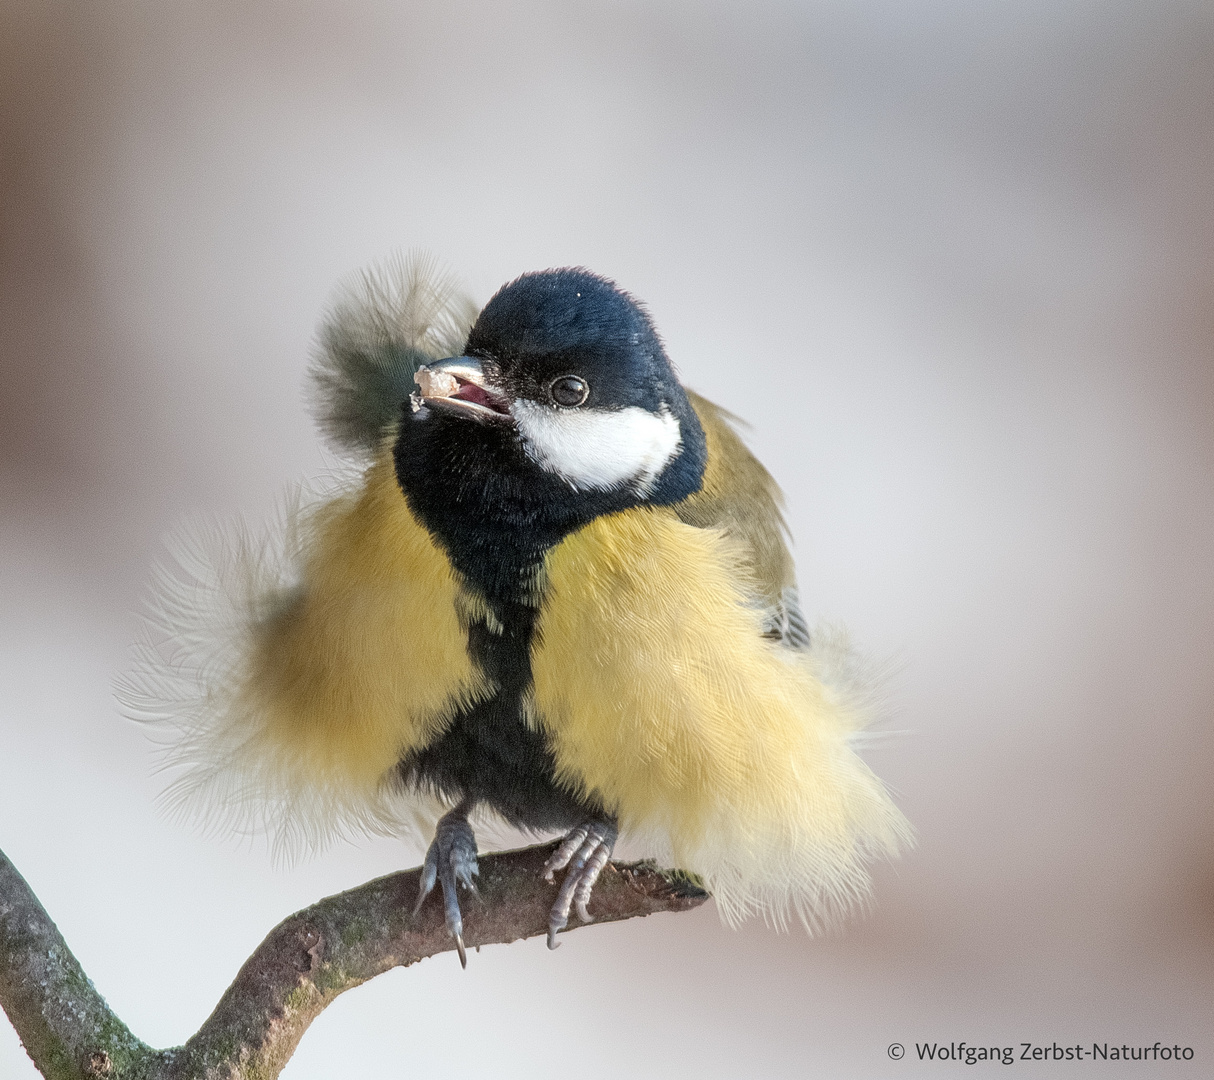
[2,1,1212,1076]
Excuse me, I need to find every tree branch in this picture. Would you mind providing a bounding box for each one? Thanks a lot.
[0,843,707,1080]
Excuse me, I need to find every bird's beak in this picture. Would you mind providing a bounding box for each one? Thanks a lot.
[411,356,512,424]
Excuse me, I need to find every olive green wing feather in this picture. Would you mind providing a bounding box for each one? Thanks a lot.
[678,391,809,649]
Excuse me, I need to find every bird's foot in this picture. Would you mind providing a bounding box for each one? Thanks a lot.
[542,819,618,949]
[414,804,479,967]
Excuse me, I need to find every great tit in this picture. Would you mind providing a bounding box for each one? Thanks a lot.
[123,254,909,965]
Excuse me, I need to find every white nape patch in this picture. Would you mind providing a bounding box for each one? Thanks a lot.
[510,399,682,493]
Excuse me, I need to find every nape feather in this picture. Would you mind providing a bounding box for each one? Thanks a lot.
[308,251,478,457]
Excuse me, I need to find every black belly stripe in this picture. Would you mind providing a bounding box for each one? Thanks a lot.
[391,407,627,831]
[396,585,603,832]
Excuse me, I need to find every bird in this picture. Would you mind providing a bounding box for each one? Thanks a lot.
[122,253,910,966]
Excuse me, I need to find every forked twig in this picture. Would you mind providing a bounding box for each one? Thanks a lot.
[0,843,707,1080]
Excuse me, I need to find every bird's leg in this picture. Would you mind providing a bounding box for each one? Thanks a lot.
[413,799,479,967]
[542,818,618,949]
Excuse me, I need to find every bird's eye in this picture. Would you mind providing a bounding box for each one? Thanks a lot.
[549,375,589,408]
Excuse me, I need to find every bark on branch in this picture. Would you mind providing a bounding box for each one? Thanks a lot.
[0,843,707,1080]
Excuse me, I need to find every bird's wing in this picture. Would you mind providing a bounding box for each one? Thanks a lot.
[531,506,910,929]
[309,252,479,457]
[676,391,809,648]
[119,451,491,854]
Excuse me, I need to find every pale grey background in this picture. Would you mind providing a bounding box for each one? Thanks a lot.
[2,2,1212,1077]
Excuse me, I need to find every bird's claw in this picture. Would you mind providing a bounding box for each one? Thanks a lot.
[414,806,479,967]
[543,820,617,949]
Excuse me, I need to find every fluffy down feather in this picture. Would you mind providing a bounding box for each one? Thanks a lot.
[118,456,492,858]
[531,507,911,929]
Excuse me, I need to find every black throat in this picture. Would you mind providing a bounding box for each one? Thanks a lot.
[392,404,646,597]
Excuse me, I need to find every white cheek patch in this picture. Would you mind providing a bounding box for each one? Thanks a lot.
[510,399,683,494]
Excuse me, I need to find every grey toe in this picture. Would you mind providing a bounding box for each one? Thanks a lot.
[545,819,617,949]
[415,804,480,964]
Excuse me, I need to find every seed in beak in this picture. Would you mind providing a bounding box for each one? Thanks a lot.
[414,367,460,399]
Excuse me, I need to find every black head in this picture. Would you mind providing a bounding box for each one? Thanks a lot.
[394,268,706,594]
[467,268,680,416]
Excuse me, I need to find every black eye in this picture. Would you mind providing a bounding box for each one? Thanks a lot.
[550,375,589,407]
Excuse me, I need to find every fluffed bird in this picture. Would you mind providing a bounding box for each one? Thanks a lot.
[122,254,909,965]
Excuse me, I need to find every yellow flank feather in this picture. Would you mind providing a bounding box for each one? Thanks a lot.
[531,507,911,929]
[240,452,491,798]
[121,447,491,852]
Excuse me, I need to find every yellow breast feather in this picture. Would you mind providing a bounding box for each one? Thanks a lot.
[531,507,910,929]
[121,447,491,854]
